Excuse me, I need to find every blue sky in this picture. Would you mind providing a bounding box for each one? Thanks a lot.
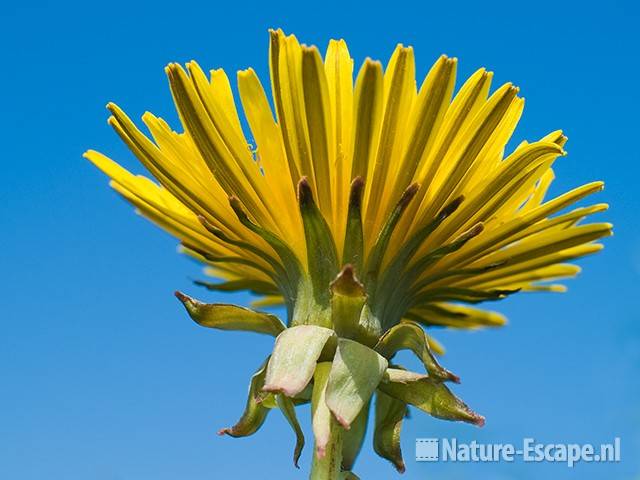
[1,1,638,478]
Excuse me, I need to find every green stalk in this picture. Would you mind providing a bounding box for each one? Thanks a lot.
[310,363,344,480]
[310,420,343,480]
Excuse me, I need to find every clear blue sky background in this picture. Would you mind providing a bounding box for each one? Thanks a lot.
[1,1,638,479]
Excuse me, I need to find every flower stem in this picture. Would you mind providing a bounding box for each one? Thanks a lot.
[310,420,343,480]
[310,362,344,480]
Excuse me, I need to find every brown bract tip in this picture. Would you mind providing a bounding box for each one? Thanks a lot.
[466,222,485,239]
[342,263,355,276]
[448,223,484,249]
[218,426,242,438]
[438,195,464,220]
[398,182,420,209]
[196,215,217,233]
[174,290,190,303]
[228,196,250,222]
[198,216,226,239]
[349,176,365,208]
[447,371,461,384]
[228,195,241,210]
[297,177,313,207]
[473,414,486,428]
[173,290,187,302]
[174,291,198,313]
[330,264,366,297]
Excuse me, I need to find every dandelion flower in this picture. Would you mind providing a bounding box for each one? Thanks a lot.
[86,29,611,478]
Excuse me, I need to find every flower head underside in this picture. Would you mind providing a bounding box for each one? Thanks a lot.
[86,29,611,476]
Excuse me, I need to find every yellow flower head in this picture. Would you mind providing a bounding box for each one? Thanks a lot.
[86,30,611,476]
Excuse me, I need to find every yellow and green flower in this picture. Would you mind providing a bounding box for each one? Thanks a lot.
[86,29,611,478]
